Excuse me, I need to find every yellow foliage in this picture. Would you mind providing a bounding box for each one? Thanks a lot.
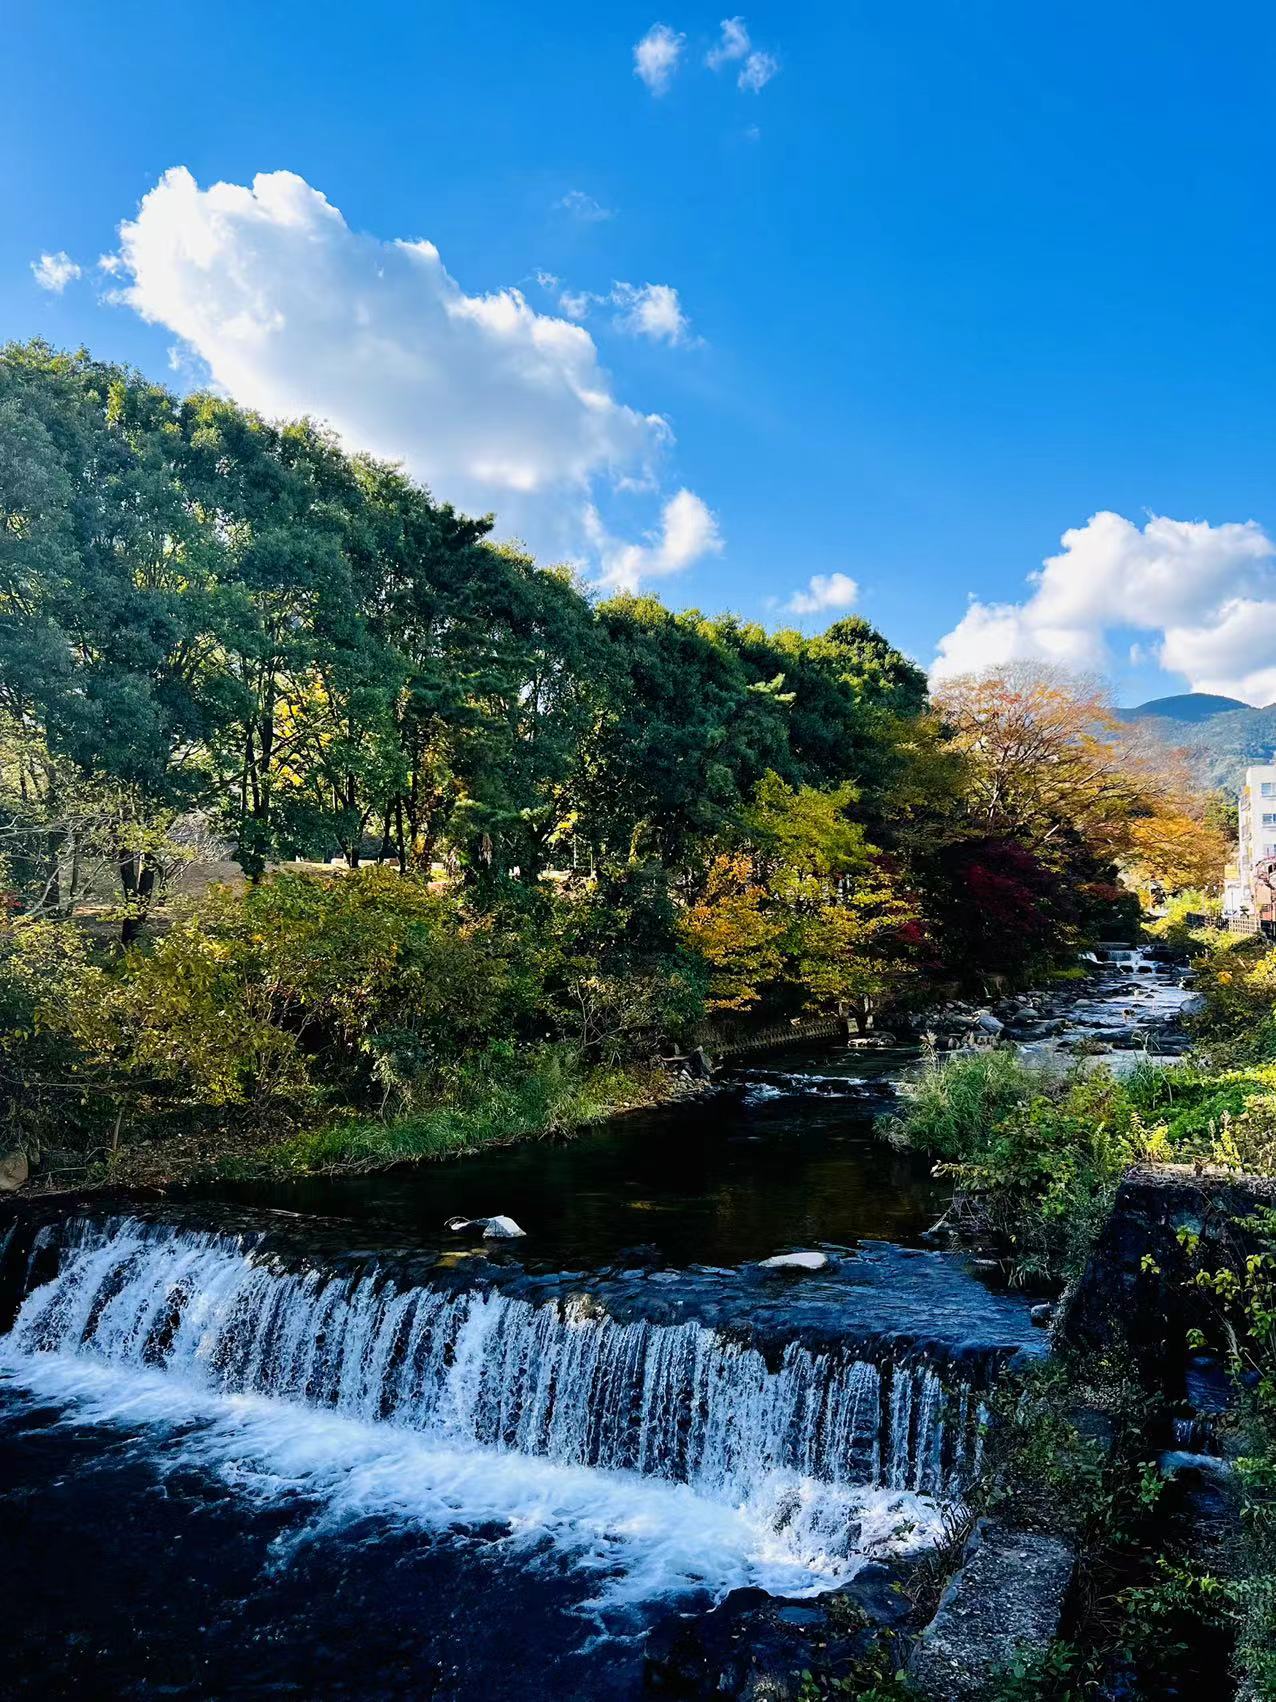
[680,852,785,1011]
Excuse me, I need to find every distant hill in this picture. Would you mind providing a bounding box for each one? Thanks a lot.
[1118,692,1250,724]
[1118,698,1276,794]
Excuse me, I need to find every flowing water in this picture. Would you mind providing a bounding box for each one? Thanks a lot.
[0,952,1186,1698]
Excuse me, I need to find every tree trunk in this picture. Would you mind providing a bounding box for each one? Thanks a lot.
[118,850,157,946]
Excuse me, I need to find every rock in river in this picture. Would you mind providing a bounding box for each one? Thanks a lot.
[445,1214,527,1239]
[0,1149,28,1192]
[757,1250,828,1271]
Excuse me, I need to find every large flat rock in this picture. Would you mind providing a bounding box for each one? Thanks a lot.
[908,1522,1074,1700]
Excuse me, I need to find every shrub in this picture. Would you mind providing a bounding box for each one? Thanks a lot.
[887,1054,1164,1282]
[113,868,538,1113]
[1189,938,1276,1069]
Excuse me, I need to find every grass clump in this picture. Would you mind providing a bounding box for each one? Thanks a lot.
[224,1045,656,1178]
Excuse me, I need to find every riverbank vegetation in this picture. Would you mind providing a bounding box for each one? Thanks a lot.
[891,931,1276,1696]
[0,339,1229,1184]
[890,932,1276,1286]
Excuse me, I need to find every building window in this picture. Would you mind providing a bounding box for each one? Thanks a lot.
[1265,814,1276,827]
[1263,782,1276,798]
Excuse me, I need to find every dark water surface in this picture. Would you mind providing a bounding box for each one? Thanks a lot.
[0,1393,645,1700]
[192,1063,945,1268]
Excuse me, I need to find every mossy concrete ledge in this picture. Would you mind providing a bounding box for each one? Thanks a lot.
[907,1521,1074,1700]
[1061,1165,1276,1387]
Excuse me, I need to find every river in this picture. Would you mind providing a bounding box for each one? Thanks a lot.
[0,950,1193,1698]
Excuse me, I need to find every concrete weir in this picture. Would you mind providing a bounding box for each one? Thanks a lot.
[909,1523,1075,1699]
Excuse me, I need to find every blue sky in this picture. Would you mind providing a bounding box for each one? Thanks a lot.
[5,1,1276,703]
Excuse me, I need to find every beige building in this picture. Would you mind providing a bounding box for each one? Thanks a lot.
[1227,760,1276,919]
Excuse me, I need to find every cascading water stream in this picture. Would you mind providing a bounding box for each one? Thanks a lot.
[8,1214,988,1501]
[0,1212,1004,1610]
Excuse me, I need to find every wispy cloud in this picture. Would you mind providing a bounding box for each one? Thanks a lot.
[738,50,778,92]
[556,189,614,223]
[31,251,82,293]
[706,16,750,68]
[611,282,692,345]
[705,17,779,91]
[634,23,684,95]
[554,280,695,346]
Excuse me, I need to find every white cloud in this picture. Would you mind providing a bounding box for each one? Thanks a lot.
[612,282,692,345]
[587,488,723,590]
[1161,599,1276,707]
[31,251,82,293]
[634,23,684,94]
[556,189,613,223]
[785,571,860,616]
[705,18,779,90]
[931,510,1276,704]
[558,289,594,321]
[108,167,673,518]
[738,50,778,92]
[534,269,559,290]
[706,16,750,67]
[554,280,694,345]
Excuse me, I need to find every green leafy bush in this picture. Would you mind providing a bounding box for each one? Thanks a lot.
[887,1053,1164,1281]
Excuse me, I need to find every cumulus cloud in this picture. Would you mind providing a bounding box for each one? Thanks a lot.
[587,488,723,590]
[105,168,700,559]
[556,189,613,223]
[634,23,684,94]
[931,510,1276,704]
[31,251,81,292]
[785,572,860,616]
[1161,600,1276,707]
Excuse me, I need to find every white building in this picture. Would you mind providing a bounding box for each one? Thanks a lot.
[1227,759,1276,919]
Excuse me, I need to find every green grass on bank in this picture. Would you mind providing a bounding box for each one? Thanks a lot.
[217,1046,662,1179]
[885,1048,1276,1286]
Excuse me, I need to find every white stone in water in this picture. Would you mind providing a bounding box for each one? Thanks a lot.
[444,1214,526,1238]
[758,1250,828,1271]
[480,1215,526,1239]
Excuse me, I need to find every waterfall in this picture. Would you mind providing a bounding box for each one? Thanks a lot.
[5,1214,990,1508]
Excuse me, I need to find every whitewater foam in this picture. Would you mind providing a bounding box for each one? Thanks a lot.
[2,1212,985,1614]
[0,1352,950,1612]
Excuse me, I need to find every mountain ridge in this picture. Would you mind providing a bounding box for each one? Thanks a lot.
[1116,697,1276,793]
[1117,691,1253,724]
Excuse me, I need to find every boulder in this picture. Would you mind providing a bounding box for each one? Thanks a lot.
[687,1045,715,1080]
[444,1213,526,1239]
[974,1012,1004,1036]
[908,1524,1074,1700]
[0,1149,28,1192]
[758,1250,828,1272]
